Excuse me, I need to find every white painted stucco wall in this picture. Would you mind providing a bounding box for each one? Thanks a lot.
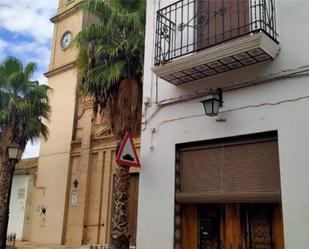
[137,1,309,249]
[8,175,29,240]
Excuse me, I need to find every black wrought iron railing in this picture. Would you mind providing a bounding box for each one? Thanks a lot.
[154,0,277,66]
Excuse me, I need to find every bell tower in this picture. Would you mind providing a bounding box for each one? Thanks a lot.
[48,0,83,72]
[27,0,140,246]
[28,0,85,244]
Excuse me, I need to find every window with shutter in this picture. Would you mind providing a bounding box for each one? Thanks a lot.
[176,132,281,203]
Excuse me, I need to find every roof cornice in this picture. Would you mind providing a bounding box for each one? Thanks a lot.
[44,61,76,78]
[50,2,81,23]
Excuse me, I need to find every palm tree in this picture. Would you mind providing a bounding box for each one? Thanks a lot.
[74,0,145,248]
[0,57,51,249]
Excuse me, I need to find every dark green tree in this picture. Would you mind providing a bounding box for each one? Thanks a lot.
[74,0,145,248]
[0,57,51,249]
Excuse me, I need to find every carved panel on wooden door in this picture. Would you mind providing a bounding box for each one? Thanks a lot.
[246,205,275,249]
[199,205,221,249]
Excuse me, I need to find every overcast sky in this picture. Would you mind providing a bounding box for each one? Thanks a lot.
[0,0,58,158]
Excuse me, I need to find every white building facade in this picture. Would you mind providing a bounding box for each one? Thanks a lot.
[138,1,309,249]
[8,175,30,240]
[8,158,37,241]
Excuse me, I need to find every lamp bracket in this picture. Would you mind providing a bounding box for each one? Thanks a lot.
[209,88,223,107]
[218,88,223,107]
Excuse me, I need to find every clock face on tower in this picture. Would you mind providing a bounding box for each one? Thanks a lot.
[61,31,73,49]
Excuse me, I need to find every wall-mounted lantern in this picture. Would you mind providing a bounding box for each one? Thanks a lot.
[73,179,79,189]
[201,89,223,116]
[7,142,23,164]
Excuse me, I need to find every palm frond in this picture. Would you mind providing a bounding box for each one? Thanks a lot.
[1,57,23,77]
[80,0,112,24]
[76,0,145,138]
[76,48,89,75]
[91,60,126,87]
[0,56,52,147]
[24,63,37,80]
[73,24,108,47]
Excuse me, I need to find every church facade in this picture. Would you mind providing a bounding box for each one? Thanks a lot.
[22,0,139,246]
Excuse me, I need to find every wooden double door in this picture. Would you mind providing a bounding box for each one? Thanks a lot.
[182,203,284,249]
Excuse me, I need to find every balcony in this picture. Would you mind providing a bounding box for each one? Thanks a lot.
[152,0,280,85]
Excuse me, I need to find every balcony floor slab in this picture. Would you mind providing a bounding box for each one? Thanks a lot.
[152,32,280,85]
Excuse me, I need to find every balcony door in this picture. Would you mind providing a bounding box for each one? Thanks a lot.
[196,0,250,49]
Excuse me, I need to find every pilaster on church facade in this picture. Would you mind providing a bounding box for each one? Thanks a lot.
[27,0,83,244]
[64,97,139,245]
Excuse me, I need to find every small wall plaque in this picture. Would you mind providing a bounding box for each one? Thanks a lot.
[17,188,25,198]
[71,190,78,206]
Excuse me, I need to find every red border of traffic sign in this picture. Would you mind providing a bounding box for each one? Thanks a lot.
[116,132,141,167]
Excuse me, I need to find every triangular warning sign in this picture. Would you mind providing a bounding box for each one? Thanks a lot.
[116,132,141,167]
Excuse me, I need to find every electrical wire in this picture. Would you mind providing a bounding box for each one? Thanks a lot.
[155,95,309,130]
[142,65,309,130]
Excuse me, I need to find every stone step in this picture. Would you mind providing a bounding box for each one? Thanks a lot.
[15,242,136,249]
[15,242,89,249]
